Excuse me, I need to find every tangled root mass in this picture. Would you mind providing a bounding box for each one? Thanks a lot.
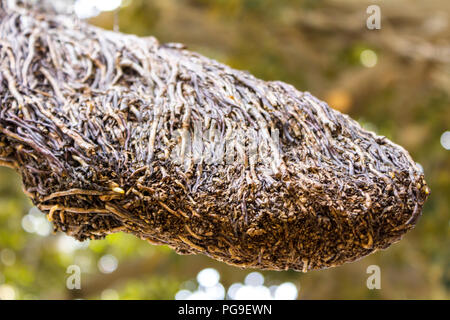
[0,2,429,271]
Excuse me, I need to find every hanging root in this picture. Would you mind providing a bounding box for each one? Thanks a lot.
[0,2,430,272]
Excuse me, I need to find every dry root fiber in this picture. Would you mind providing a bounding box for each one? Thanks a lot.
[0,2,429,271]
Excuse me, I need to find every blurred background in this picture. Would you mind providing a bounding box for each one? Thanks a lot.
[0,0,449,299]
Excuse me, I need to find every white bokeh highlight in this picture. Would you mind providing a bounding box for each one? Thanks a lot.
[57,234,90,253]
[0,284,16,300]
[440,131,450,150]
[98,254,118,274]
[244,272,264,286]
[21,206,52,237]
[274,282,298,300]
[74,0,122,19]
[197,268,220,287]
[175,268,299,300]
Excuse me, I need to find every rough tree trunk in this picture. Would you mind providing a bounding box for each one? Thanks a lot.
[0,2,429,272]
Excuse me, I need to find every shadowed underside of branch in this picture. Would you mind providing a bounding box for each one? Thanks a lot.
[0,2,429,272]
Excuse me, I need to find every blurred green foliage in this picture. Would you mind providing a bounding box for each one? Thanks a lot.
[0,0,449,299]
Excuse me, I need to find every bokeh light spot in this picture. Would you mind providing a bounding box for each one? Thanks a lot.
[74,0,122,19]
[0,284,16,300]
[197,268,220,288]
[57,234,90,253]
[440,131,450,150]
[101,288,119,300]
[0,248,16,266]
[244,272,264,286]
[274,282,298,300]
[235,284,272,300]
[175,289,192,300]
[204,283,226,300]
[360,49,378,68]
[98,254,118,274]
[227,283,243,300]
